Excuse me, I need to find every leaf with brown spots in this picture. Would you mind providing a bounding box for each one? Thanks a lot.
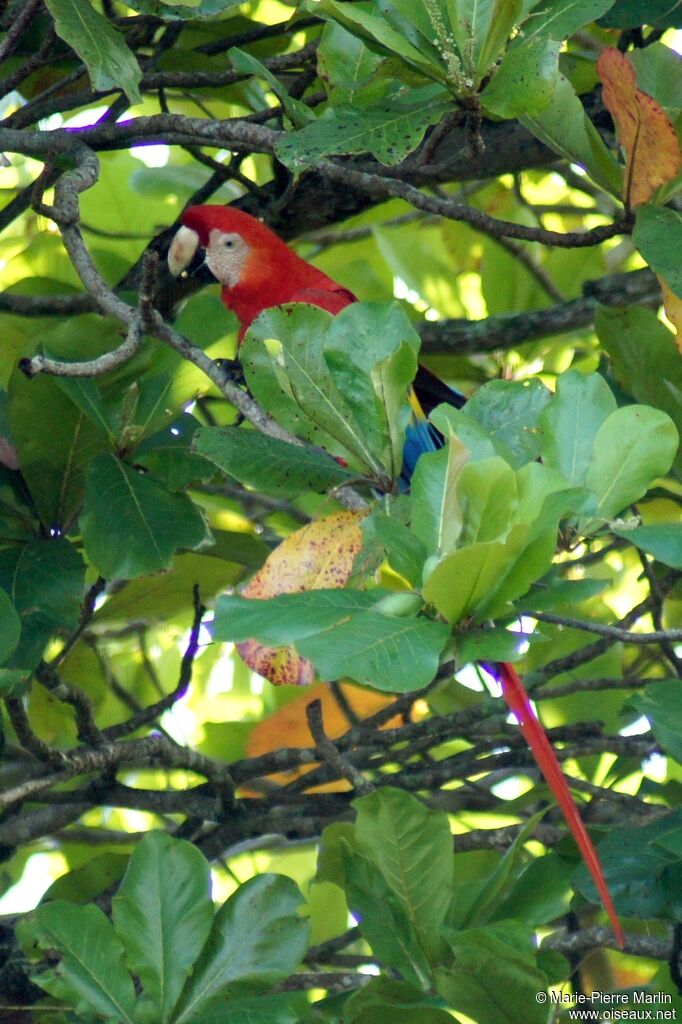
[596,47,682,208]
[236,510,366,686]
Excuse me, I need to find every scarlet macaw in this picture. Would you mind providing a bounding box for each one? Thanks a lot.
[168,204,623,946]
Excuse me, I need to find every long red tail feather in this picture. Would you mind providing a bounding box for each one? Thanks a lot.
[495,661,624,947]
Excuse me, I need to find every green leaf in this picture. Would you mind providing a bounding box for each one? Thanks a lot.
[353,788,453,957]
[344,978,456,1024]
[496,851,575,925]
[172,874,309,1023]
[44,0,142,103]
[0,588,21,667]
[629,42,682,117]
[53,376,117,443]
[215,590,449,692]
[443,850,503,931]
[520,0,618,42]
[430,406,499,463]
[598,0,682,28]
[596,305,682,471]
[410,436,468,556]
[458,812,547,928]
[80,454,211,580]
[43,853,129,905]
[242,305,384,477]
[20,901,136,1023]
[481,38,560,118]
[436,922,548,1024]
[384,0,444,51]
[95,547,259,625]
[201,529,270,569]
[457,626,524,664]
[318,21,384,99]
[361,505,428,587]
[194,426,354,497]
[583,405,678,521]
[423,534,525,623]
[112,831,214,1024]
[182,994,304,1024]
[457,457,518,546]
[0,668,29,698]
[312,0,448,82]
[629,681,682,764]
[445,0,500,81]
[539,370,616,485]
[634,205,682,299]
[339,846,433,988]
[478,474,584,619]
[458,379,552,469]
[516,577,610,612]
[520,74,622,194]
[243,301,419,482]
[0,538,85,670]
[299,609,449,691]
[229,48,314,126]
[8,371,109,529]
[124,0,242,16]
[477,0,525,72]
[136,416,216,492]
[325,301,420,479]
[422,463,579,622]
[114,373,177,445]
[275,85,452,171]
[573,808,682,921]
[214,590,384,646]
[613,523,682,568]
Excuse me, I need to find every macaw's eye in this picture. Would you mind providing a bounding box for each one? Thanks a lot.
[224,238,234,248]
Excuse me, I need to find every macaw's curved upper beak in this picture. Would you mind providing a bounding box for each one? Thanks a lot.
[167,224,214,284]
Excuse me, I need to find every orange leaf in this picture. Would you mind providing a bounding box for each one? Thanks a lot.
[596,47,681,208]
[244,681,414,791]
[659,276,682,351]
[236,510,366,686]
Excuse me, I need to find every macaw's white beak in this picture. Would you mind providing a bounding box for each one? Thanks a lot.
[167,225,201,277]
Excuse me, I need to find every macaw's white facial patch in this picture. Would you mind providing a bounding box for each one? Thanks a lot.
[205,229,251,288]
[167,225,200,277]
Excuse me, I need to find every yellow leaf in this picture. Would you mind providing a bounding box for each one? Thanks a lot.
[236,510,366,686]
[596,47,682,208]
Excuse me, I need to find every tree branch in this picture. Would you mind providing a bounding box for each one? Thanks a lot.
[529,611,682,645]
[419,268,660,354]
[316,161,630,248]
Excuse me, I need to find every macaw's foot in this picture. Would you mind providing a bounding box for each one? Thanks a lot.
[214,357,245,387]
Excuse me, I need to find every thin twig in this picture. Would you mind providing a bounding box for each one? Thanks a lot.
[0,0,40,63]
[306,699,374,796]
[104,586,206,740]
[530,610,682,644]
[317,161,631,248]
[4,698,66,769]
